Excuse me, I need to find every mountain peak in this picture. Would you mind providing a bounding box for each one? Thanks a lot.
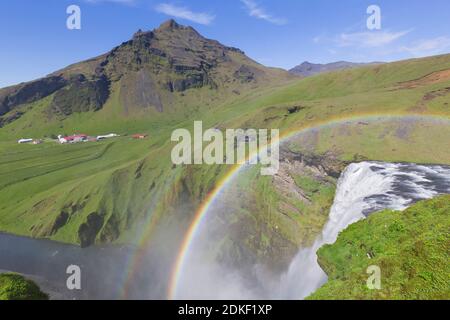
[0,19,293,125]
[132,20,186,39]
[158,19,182,31]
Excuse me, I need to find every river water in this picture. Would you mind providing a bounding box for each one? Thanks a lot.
[0,232,134,299]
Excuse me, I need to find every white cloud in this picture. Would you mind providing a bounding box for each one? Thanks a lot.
[155,3,215,25]
[399,36,450,57]
[241,0,287,25]
[337,30,411,48]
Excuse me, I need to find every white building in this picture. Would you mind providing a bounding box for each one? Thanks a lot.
[96,133,119,141]
[18,138,33,144]
[57,135,68,144]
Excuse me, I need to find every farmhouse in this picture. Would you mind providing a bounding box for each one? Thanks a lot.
[58,134,88,144]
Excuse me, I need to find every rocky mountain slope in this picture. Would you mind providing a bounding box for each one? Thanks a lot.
[0,19,292,129]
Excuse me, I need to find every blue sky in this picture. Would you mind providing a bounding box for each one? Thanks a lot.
[1,0,449,88]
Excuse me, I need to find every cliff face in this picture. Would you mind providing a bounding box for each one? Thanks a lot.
[0,76,67,117]
[49,74,110,117]
[202,148,346,273]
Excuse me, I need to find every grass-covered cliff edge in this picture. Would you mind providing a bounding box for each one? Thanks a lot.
[0,273,48,300]
[308,195,450,300]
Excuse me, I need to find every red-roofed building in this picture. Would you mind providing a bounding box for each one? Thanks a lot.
[58,134,88,144]
[132,134,147,139]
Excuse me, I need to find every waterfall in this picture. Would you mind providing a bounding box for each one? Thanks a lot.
[174,161,450,299]
[277,161,450,299]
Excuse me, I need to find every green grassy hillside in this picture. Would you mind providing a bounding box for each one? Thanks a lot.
[308,195,450,300]
[0,273,48,300]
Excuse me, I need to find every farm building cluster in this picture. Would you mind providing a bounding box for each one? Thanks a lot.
[56,133,119,144]
[17,133,148,144]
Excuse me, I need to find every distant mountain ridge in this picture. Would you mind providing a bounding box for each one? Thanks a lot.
[289,61,383,77]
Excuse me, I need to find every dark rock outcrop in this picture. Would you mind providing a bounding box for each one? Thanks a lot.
[49,74,110,117]
[120,70,163,113]
[234,65,255,83]
[0,110,24,128]
[0,76,67,116]
[50,211,69,236]
[78,212,104,248]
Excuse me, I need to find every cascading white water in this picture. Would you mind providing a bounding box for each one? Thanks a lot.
[176,161,450,299]
[277,161,450,299]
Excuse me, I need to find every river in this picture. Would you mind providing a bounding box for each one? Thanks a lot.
[0,232,134,299]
